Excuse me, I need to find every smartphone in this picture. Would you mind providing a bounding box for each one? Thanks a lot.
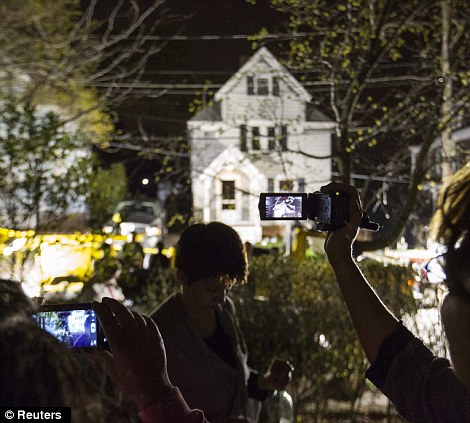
[33,303,107,351]
[258,193,308,220]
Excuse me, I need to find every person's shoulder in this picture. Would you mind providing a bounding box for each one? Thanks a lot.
[150,293,179,324]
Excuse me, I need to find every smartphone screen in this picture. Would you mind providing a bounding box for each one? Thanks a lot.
[258,193,308,220]
[33,304,106,350]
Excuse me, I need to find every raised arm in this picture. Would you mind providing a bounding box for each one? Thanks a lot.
[321,182,399,363]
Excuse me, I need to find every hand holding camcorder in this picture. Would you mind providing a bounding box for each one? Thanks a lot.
[258,191,379,232]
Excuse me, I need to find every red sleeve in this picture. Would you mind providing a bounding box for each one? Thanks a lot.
[138,387,209,423]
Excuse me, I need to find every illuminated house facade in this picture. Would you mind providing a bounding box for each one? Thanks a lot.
[187,47,335,243]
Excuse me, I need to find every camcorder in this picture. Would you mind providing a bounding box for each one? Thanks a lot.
[32,303,107,351]
[258,192,379,231]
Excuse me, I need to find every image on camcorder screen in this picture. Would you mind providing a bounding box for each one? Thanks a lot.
[266,195,303,218]
[35,309,98,348]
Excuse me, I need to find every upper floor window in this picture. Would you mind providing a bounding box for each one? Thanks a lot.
[239,125,288,152]
[257,78,269,95]
[267,125,288,152]
[247,75,280,97]
[267,127,276,150]
[252,127,260,150]
[240,125,247,152]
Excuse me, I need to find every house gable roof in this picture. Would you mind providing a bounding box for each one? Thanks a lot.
[189,95,334,125]
[200,145,264,181]
[214,47,311,103]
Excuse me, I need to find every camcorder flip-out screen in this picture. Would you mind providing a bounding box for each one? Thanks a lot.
[33,303,107,351]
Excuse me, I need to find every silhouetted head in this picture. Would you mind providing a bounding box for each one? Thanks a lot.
[175,222,247,286]
[0,279,36,320]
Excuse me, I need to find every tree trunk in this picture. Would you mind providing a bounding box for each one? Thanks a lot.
[440,0,456,179]
[335,128,353,185]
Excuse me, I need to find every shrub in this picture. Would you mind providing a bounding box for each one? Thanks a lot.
[138,252,417,421]
[232,254,417,421]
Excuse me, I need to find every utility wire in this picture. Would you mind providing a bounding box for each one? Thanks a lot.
[103,142,189,157]
[87,75,435,90]
[118,32,329,41]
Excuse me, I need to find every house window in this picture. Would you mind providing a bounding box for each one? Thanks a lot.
[267,127,276,150]
[242,125,289,152]
[257,78,269,95]
[279,180,294,191]
[240,125,247,152]
[247,76,254,95]
[267,126,288,151]
[246,75,279,96]
[252,127,260,150]
[222,181,236,210]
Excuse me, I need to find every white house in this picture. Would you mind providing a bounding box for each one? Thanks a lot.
[0,72,91,230]
[187,47,336,244]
